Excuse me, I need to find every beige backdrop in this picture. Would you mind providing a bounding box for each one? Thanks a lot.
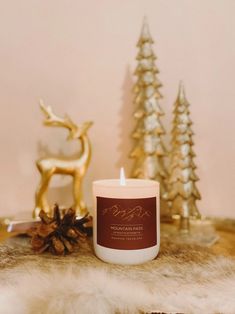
[0,0,234,218]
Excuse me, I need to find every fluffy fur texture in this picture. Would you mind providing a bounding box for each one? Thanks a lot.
[0,237,235,314]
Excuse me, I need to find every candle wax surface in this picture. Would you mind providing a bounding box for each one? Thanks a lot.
[93,178,157,187]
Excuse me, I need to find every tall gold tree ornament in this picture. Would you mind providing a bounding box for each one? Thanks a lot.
[167,83,201,231]
[34,100,93,219]
[129,18,170,219]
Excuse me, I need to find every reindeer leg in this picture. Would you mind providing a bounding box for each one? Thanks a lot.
[34,170,52,218]
[73,173,87,218]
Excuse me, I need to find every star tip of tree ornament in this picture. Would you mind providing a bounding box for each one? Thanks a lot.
[138,16,153,43]
[178,80,185,97]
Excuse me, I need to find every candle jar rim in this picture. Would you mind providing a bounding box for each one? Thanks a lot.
[93,178,159,188]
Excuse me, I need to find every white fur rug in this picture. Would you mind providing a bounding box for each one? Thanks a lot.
[0,237,235,314]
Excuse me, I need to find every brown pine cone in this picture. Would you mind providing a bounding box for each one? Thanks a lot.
[30,204,93,255]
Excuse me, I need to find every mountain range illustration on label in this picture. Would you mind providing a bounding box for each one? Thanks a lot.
[102,205,151,222]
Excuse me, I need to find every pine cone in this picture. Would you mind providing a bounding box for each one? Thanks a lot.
[30,204,93,255]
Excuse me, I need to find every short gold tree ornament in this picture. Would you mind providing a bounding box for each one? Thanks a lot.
[130,18,169,218]
[34,100,93,219]
[167,83,201,231]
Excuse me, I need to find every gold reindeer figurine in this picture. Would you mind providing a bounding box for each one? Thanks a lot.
[34,100,93,218]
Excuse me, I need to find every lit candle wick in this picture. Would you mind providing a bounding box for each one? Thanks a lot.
[120,167,126,186]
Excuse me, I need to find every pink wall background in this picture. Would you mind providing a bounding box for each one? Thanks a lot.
[0,0,234,218]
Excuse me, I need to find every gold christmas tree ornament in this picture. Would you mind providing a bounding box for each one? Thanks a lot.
[130,18,170,219]
[34,100,93,219]
[167,82,201,232]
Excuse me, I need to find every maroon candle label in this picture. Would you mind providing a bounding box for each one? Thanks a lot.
[97,196,157,250]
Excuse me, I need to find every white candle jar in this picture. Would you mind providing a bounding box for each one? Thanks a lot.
[93,179,160,265]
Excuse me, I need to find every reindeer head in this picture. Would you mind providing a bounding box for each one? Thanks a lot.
[39,100,93,140]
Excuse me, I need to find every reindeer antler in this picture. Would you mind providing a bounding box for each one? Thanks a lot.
[39,99,78,134]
